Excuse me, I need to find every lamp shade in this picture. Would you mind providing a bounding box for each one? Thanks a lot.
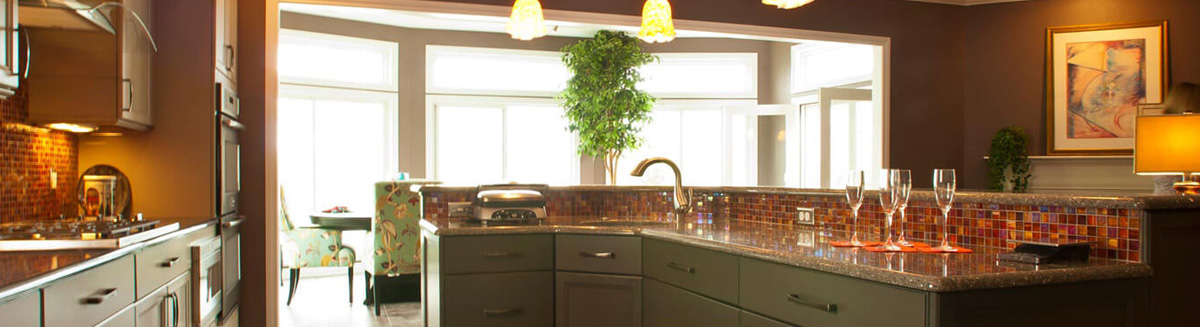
[762,0,815,9]
[507,0,547,40]
[1134,114,1200,174]
[638,0,675,43]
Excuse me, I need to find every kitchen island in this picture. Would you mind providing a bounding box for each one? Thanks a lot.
[420,216,1151,327]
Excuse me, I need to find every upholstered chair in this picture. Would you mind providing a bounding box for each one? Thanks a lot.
[365,180,439,315]
[279,188,357,305]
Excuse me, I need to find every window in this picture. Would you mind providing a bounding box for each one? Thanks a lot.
[426,46,569,96]
[640,53,758,98]
[791,43,882,188]
[278,30,399,214]
[791,43,873,93]
[279,29,398,92]
[615,100,755,186]
[427,96,578,185]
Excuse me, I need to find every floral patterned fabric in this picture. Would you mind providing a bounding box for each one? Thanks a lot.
[371,181,437,276]
[280,188,355,268]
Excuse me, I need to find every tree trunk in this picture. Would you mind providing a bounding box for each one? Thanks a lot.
[604,150,621,185]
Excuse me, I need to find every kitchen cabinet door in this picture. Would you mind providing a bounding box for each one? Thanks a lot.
[136,273,190,327]
[644,278,739,327]
[0,0,18,97]
[556,272,642,327]
[215,0,237,81]
[119,0,154,126]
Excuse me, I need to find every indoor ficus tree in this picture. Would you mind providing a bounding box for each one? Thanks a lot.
[558,30,658,185]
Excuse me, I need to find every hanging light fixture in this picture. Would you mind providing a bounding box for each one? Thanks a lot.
[638,0,675,43]
[507,0,548,40]
[762,0,815,9]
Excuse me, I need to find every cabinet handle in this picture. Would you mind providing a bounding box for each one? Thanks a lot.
[122,78,133,112]
[82,288,118,305]
[482,252,522,258]
[579,252,616,259]
[161,257,181,267]
[786,293,837,313]
[483,308,523,316]
[225,45,235,72]
[666,261,695,274]
[160,294,171,327]
[171,293,180,327]
[22,29,30,78]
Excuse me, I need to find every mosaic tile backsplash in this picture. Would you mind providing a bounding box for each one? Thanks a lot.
[0,87,80,223]
[423,187,1143,262]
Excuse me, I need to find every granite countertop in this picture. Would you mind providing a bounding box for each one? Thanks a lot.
[421,185,1200,209]
[0,217,219,301]
[420,217,1152,292]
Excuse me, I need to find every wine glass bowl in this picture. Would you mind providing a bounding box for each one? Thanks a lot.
[844,171,865,246]
[933,169,958,252]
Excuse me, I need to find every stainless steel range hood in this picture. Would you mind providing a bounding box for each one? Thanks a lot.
[20,0,117,34]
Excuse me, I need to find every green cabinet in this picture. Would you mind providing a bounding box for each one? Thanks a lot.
[556,272,642,327]
[739,258,927,327]
[443,271,554,327]
[644,278,740,327]
[643,238,739,304]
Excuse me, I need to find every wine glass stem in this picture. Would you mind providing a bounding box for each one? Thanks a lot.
[850,210,860,244]
[897,207,906,243]
[940,209,951,248]
[884,212,894,245]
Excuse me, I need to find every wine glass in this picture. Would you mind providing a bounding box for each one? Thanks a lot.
[933,169,958,252]
[877,169,901,251]
[844,171,865,246]
[894,170,914,247]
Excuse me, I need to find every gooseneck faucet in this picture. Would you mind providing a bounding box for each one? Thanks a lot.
[630,157,693,218]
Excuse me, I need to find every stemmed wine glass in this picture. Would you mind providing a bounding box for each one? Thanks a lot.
[877,169,902,251]
[844,171,866,246]
[933,169,958,252]
[894,170,914,247]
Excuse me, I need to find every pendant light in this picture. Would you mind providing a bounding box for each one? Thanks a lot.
[638,0,675,43]
[507,0,548,40]
[762,0,815,9]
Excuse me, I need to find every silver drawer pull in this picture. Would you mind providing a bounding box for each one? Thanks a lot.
[579,252,616,259]
[483,308,523,316]
[160,257,181,267]
[482,252,523,258]
[787,293,837,313]
[82,288,118,305]
[666,261,695,274]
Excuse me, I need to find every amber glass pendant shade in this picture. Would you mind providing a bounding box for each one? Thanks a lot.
[507,0,548,40]
[638,0,675,43]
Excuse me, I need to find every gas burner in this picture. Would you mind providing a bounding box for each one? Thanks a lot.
[0,219,180,251]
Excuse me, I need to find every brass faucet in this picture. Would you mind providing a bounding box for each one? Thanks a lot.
[630,157,693,218]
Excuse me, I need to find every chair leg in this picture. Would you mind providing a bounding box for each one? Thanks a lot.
[373,274,381,316]
[363,271,372,306]
[286,268,300,306]
[348,266,354,304]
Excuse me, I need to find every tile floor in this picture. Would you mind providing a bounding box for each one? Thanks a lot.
[279,271,421,327]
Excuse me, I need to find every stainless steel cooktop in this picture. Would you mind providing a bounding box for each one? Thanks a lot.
[0,219,180,251]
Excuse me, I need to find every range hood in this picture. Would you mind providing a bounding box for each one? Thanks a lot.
[20,0,117,34]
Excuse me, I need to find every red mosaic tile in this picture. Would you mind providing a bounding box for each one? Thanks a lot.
[0,86,79,223]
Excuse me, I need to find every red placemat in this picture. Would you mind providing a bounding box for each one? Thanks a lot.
[914,246,974,253]
[830,241,881,247]
[863,246,921,253]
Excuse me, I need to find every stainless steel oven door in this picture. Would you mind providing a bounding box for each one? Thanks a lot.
[192,237,223,327]
[218,115,242,216]
[220,214,243,321]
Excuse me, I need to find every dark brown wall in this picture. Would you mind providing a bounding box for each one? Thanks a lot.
[442,0,968,188]
[961,0,1200,188]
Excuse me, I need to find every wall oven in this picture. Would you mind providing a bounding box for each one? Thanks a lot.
[219,214,242,322]
[192,237,223,327]
[214,79,242,323]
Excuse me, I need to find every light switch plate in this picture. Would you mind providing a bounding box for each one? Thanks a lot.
[796,207,815,226]
[50,169,57,189]
[448,202,472,217]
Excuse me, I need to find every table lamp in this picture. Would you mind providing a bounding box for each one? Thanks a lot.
[1135,113,1200,195]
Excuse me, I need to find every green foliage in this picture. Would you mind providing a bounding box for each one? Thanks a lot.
[558,30,658,182]
[988,126,1032,192]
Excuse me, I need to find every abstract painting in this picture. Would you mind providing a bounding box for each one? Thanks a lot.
[1047,21,1167,155]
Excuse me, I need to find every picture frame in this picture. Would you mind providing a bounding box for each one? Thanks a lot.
[1045,20,1168,156]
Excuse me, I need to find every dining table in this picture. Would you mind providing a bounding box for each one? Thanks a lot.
[309,212,372,231]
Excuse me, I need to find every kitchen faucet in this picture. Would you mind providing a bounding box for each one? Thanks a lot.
[630,157,693,218]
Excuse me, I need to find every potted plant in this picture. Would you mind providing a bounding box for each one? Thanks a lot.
[558,30,658,185]
[988,126,1033,192]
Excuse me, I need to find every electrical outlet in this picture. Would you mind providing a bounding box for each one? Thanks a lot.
[50,169,57,189]
[448,202,473,217]
[796,207,815,226]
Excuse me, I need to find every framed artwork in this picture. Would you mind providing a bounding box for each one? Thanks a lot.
[1046,20,1168,155]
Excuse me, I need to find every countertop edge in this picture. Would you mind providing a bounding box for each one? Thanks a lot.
[0,218,220,302]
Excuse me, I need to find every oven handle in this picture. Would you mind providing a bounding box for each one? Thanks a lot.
[221,116,245,130]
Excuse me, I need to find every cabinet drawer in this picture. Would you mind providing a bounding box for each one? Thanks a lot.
[96,304,135,327]
[442,235,553,274]
[556,272,642,327]
[44,255,137,327]
[443,271,553,327]
[741,310,793,327]
[0,290,41,327]
[137,235,192,298]
[643,238,738,304]
[644,278,739,327]
[739,259,927,327]
[556,235,641,275]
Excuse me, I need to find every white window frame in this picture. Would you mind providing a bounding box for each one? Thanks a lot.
[279,29,400,92]
[790,43,873,94]
[425,45,568,98]
[642,52,759,99]
[614,99,757,186]
[424,94,581,185]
